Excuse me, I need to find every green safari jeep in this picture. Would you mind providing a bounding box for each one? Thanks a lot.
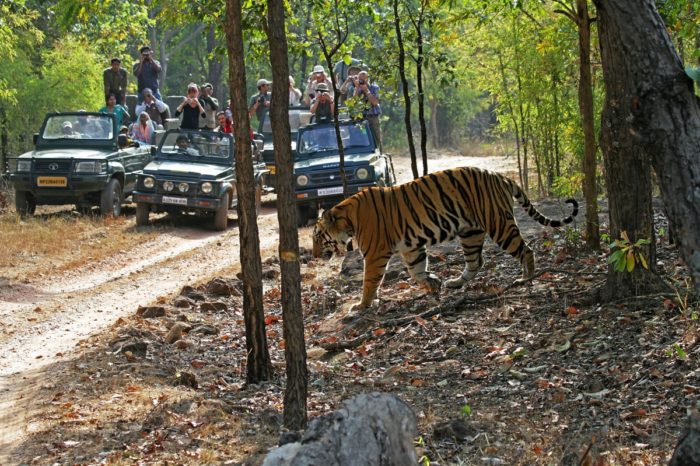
[8,112,154,216]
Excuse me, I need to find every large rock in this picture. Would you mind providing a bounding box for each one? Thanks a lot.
[262,393,417,466]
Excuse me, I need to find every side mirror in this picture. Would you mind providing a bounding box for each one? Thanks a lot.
[117,134,128,147]
[33,133,39,145]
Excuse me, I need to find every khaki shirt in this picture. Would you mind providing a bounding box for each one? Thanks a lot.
[103,68,128,95]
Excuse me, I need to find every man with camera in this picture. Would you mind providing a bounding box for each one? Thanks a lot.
[199,83,219,130]
[133,46,162,103]
[310,82,334,123]
[248,78,271,131]
[348,70,382,152]
[303,65,333,106]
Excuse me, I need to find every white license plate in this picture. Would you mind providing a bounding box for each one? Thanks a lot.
[162,195,188,206]
[317,186,344,196]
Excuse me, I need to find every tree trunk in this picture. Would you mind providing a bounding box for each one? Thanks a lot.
[266,0,308,430]
[429,97,438,148]
[596,0,700,291]
[594,0,665,299]
[576,0,601,250]
[415,10,428,176]
[225,0,273,383]
[393,0,418,180]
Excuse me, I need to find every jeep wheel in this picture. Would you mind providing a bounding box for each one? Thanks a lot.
[296,205,318,228]
[255,180,263,217]
[15,190,36,216]
[100,178,122,217]
[213,191,230,231]
[135,203,150,226]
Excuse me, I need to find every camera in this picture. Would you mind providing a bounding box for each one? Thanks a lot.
[358,79,366,85]
[257,95,265,104]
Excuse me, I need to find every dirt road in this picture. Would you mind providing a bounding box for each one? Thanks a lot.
[0,152,517,460]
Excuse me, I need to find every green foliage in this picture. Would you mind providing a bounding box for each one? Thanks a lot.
[552,172,584,198]
[461,403,472,417]
[608,231,651,273]
[666,343,687,360]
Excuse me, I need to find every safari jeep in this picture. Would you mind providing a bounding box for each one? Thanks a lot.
[8,112,153,216]
[133,129,268,231]
[293,119,394,227]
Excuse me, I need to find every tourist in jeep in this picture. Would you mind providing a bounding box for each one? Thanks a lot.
[135,88,169,126]
[129,112,157,145]
[310,82,334,123]
[176,83,206,130]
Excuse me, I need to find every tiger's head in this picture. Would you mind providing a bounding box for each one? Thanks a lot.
[312,209,354,260]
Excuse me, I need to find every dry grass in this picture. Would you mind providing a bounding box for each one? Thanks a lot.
[0,211,159,281]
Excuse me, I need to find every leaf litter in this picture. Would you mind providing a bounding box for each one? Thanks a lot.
[7,205,698,465]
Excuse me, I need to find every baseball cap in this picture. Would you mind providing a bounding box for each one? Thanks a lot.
[110,57,121,64]
[202,83,213,90]
[257,78,271,88]
[316,83,329,92]
[313,65,325,74]
[62,121,72,129]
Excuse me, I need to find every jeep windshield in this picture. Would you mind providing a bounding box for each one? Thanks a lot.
[42,114,114,141]
[296,121,372,158]
[158,131,233,163]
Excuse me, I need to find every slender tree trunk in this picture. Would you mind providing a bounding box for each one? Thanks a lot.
[266,0,308,430]
[415,11,428,176]
[595,0,700,292]
[429,97,438,148]
[225,0,273,383]
[576,0,601,249]
[393,0,418,179]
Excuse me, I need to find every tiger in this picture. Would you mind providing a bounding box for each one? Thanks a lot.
[312,166,578,311]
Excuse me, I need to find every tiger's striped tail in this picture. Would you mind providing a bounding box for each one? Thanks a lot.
[509,180,578,227]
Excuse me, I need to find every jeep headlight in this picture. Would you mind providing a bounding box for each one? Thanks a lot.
[75,161,105,173]
[297,174,309,187]
[356,167,370,180]
[178,182,190,193]
[143,176,155,189]
[163,181,174,192]
[201,182,213,194]
[17,160,31,172]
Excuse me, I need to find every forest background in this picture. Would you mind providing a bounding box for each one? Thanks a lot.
[1,0,697,201]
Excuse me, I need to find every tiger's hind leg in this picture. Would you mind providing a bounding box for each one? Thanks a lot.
[401,247,441,294]
[445,229,486,289]
[490,217,535,279]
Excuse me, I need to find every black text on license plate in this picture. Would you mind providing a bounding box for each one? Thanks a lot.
[162,195,188,206]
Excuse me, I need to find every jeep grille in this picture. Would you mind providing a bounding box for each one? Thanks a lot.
[309,170,356,185]
[34,160,72,173]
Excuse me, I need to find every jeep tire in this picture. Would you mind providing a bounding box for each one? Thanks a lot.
[100,178,122,217]
[135,202,150,226]
[15,190,36,216]
[214,191,230,231]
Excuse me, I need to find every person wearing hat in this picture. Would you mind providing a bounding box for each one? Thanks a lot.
[103,57,127,106]
[133,46,162,103]
[310,82,334,123]
[176,83,207,130]
[333,52,363,87]
[347,70,383,152]
[338,64,363,105]
[288,76,302,106]
[248,78,271,130]
[304,65,333,106]
[135,88,170,126]
[61,121,76,136]
[199,83,219,130]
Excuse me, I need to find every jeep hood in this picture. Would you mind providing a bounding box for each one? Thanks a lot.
[143,160,233,178]
[19,148,114,159]
[294,152,376,170]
